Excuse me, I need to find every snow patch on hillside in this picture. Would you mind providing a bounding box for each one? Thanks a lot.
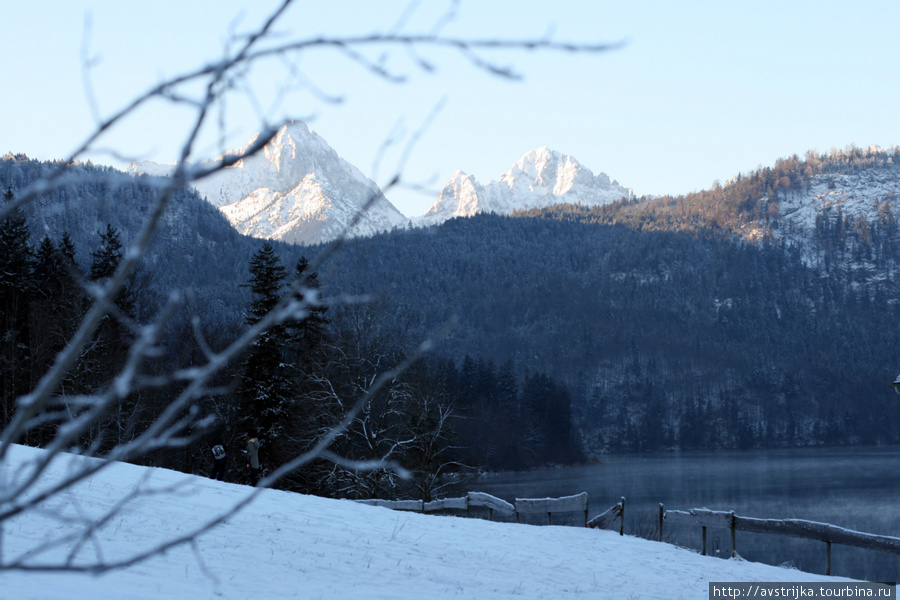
[773,167,900,279]
[778,170,900,236]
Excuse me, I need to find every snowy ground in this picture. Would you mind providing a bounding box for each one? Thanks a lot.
[1,445,859,599]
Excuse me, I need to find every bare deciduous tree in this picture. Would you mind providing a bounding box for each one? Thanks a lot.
[0,0,616,573]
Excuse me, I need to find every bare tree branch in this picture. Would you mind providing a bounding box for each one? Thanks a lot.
[0,0,616,574]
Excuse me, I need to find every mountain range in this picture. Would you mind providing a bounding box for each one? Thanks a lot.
[309,146,900,454]
[420,147,631,225]
[7,136,900,456]
[129,122,632,245]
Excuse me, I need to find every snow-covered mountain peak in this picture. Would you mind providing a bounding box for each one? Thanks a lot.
[261,121,342,176]
[506,146,561,182]
[503,147,615,196]
[420,147,630,225]
[129,121,406,245]
[228,120,327,156]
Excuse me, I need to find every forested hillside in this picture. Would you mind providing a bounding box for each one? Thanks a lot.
[538,145,900,245]
[0,156,581,492]
[318,148,900,454]
[5,149,900,477]
[1,155,263,345]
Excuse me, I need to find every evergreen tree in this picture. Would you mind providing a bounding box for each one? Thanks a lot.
[0,187,34,428]
[30,238,72,378]
[494,360,523,466]
[277,255,340,494]
[83,224,136,449]
[85,224,131,388]
[520,372,580,465]
[27,235,85,444]
[288,257,331,419]
[90,223,133,314]
[244,244,286,326]
[238,243,292,466]
[289,256,330,375]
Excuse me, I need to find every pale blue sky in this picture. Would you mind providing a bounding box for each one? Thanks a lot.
[3,1,900,217]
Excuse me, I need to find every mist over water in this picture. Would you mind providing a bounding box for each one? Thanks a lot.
[472,447,900,582]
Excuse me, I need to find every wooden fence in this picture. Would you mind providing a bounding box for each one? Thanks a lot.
[661,505,900,576]
[515,492,589,526]
[356,492,625,533]
[358,493,900,577]
[355,491,515,520]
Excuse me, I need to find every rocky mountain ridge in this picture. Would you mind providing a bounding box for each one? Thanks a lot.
[129,122,407,246]
[420,147,632,225]
[130,124,632,245]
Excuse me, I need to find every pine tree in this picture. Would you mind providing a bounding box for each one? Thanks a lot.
[0,187,34,428]
[31,238,68,378]
[28,235,85,444]
[59,232,77,264]
[90,224,133,314]
[30,234,84,383]
[289,256,330,376]
[85,224,131,390]
[494,359,522,465]
[238,243,292,465]
[82,224,135,448]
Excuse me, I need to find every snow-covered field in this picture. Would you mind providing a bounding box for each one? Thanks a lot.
[2,444,857,599]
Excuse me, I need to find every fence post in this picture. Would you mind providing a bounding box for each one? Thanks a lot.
[658,503,664,542]
[548,511,552,526]
[619,497,625,536]
[702,526,708,556]
[730,512,736,558]
[826,540,832,576]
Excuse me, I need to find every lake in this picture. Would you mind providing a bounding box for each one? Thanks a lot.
[470,446,900,582]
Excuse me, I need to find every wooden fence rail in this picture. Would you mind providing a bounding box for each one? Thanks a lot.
[661,505,900,575]
[588,497,625,536]
[515,492,589,526]
[356,492,625,533]
[355,492,516,520]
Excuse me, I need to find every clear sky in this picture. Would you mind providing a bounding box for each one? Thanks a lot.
[4,1,900,217]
